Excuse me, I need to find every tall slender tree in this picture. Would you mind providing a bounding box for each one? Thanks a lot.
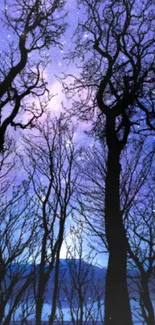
[127,189,155,325]
[61,1,155,324]
[0,182,37,325]
[75,136,154,325]
[60,225,104,325]
[20,114,79,325]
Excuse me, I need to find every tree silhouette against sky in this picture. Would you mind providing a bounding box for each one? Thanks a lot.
[0,0,66,151]
[0,0,155,324]
[61,0,155,324]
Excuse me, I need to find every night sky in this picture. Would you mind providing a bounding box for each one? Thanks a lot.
[0,0,155,268]
[0,0,107,267]
[0,1,155,325]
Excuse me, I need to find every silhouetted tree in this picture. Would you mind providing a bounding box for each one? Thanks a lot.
[61,0,155,324]
[0,181,37,325]
[59,224,104,325]
[127,189,155,325]
[75,136,154,325]
[0,0,67,151]
[19,114,79,325]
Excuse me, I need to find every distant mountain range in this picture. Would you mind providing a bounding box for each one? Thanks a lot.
[3,259,155,307]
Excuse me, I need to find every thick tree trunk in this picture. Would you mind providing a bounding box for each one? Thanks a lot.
[104,146,133,325]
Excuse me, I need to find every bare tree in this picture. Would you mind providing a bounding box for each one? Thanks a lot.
[0,181,37,325]
[61,0,155,324]
[120,139,155,325]
[56,224,104,325]
[127,188,155,325]
[0,0,67,151]
[19,114,79,325]
[74,136,154,325]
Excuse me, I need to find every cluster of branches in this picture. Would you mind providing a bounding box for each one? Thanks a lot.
[60,0,155,324]
[0,0,155,325]
[0,115,105,325]
[0,114,79,325]
[1,115,155,325]
[0,0,67,151]
[75,135,155,325]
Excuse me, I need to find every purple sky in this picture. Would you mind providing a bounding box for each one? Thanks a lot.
[0,0,108,267]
